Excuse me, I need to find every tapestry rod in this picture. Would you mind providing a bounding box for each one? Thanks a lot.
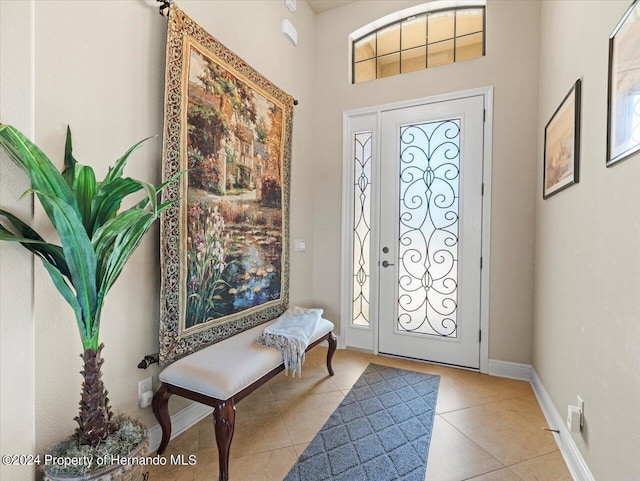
[155,0,299,107]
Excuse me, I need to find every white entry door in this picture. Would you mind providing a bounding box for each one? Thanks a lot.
[378,96,484,368]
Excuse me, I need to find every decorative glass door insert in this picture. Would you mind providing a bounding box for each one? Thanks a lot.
[352,131,372,327]
[397,120,460,338]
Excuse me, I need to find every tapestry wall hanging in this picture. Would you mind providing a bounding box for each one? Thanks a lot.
[159,5,294,364]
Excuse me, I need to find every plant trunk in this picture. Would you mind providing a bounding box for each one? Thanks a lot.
[75,343,116,446]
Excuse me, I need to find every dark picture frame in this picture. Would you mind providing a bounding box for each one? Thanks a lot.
[159,5,294,365]
[607,0,640,167]
[543,79,581,199]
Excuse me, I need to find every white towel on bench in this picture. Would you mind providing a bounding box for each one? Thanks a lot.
[255,306,322,377]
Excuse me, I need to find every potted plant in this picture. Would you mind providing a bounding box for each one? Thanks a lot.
[0,124,175,480]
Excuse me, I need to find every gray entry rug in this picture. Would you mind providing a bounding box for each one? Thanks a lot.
[284,363,440,481]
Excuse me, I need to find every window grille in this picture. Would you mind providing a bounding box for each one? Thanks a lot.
[353,7,485,84]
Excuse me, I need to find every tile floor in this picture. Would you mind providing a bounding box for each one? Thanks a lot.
[146,347,572,481]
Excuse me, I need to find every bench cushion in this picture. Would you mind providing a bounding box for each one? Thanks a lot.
[159,317,334,400]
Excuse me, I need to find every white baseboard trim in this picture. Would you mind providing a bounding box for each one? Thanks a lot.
[148,402,213,454]
[488,360,595,481]
[531,369,596,481]
[487,359,532,381]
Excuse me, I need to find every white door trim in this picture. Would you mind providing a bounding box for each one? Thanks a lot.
[340,86,493,373]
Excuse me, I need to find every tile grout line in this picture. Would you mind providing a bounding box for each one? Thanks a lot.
[436,414,507,470]
[502,448,566,469]
[436,391,537,416]
[459,465,526,481]
[438,408,562,473]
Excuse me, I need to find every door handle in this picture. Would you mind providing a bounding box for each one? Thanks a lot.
[382,260,395,267]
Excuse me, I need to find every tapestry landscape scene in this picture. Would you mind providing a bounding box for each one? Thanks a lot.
[184,46,285,330]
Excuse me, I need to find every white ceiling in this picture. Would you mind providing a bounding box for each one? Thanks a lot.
[306,0,356,14]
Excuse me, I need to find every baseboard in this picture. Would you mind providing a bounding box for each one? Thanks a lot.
[531,369,596,481]
[148,401,213,454]
[487,359,532,381]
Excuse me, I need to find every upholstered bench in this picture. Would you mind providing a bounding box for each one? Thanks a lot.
[152,317,336,481]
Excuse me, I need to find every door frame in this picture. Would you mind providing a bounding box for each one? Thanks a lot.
[340,86,494,373]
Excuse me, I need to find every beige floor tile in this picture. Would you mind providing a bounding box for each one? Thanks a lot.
[197,417,216,450]
[194,403,292,460]
[303,345,332,365]
[372,353,427,371]
[508,451,573,481]
[216,446,298,481]
[436,371,533,414]
[442,395,558,465]
[162,422,200,454]
[324,359,368,390]
[268,363,340,400]
[466,468,524,481]
[229,403,292,457]
[425,416,504,481]
[193,446,218,481]
[276,390,344,445]
[308,345,374,365]
[147,463,197,481]
[237,381,276,408]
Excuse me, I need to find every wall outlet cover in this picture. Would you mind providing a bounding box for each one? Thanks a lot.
[138,377,152,398]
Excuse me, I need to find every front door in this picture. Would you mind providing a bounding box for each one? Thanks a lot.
[378,96,484,368]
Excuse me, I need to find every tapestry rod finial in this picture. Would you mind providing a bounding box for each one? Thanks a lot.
[157,0,172,17]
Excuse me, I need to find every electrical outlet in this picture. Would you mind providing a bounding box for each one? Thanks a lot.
[577,395,584,427]
[138,377,152,400]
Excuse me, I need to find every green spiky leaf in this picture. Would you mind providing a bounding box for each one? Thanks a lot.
[73,165,97,233]
[31,190,98,349]
[0,208,70,278]
[62,125,78,188]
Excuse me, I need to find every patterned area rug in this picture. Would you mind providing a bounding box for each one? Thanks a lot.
[284,363,440,481]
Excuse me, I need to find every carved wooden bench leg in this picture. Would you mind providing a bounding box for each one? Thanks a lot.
[327,331,337,376]
[152,384,172,455]
[213,399,236,481]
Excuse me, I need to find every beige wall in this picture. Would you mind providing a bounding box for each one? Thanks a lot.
[313,0,540,363]
[0,2,35,480]
[0,0,316,467]
[534,1,640,478]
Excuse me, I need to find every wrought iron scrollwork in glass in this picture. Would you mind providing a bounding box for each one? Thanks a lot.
[397,119,460,338]
[352,132,372,327]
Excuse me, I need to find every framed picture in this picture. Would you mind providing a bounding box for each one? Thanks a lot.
[607,0,640,167]
[159,5,294,364]
[543,79,581,199]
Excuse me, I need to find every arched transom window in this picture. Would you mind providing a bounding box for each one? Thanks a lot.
[352,5,486,83]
